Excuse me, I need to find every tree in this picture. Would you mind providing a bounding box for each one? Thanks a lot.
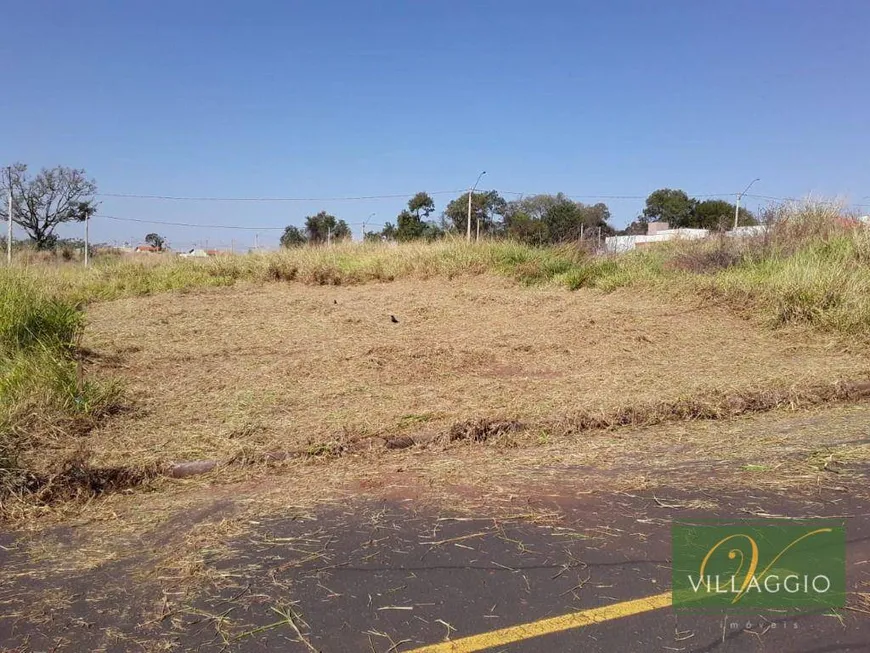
[396,210,425,242]
[443,190,507,236]
[544,200,614,242]
[585,203,613,231]
[543,200,587,242]
[637,190,758,231]
[145,233,166,251]
[694,199,756,230]
[503,194,615,243]
[279,225,306,248]
[408,192,435,220]
[504,211,549,244]
[642,189,696,228]
[304,211,351,244]
[0,163,97,249]
[395,192,441,242]
[503,194,561,243]
[332,220,352,242]
[619,220,647,236]
[421,222,445,241]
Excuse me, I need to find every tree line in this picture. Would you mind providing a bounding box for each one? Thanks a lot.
[0,162,757,251]
[281,187,756,248]
[622,188,757,234]
[281,190,619,247]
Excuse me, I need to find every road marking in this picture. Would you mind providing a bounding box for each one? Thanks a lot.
[405,591,672,653]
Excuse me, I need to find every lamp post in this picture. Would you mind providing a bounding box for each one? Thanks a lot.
[362,212,375,241]
[734,178,760,230]
[466,170,486,242]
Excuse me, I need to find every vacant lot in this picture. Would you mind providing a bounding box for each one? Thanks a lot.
[77,276,869,469]
[5,232,870,651]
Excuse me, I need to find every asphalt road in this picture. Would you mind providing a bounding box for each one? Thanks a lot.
[3,486,868,652]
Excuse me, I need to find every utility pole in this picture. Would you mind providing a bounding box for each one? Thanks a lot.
[84,209,90,266]
[734,178,760,230]
[6,167,12,265]
[327,226,332,247]
[466,170,486,242]
[254,233,259,251]
[231,238,235,255]
[597,226,601,249]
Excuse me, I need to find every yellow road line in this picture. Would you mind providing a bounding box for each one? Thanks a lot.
[405,591,672,653]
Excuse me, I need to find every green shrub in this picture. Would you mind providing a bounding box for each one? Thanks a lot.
[0,275,82,353]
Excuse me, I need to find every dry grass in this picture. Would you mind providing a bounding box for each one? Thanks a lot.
[73,276,870,471]
[10,239,589,303]
[6,205,870,513]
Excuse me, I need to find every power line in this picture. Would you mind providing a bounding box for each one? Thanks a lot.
[741,193,870,210]
[499,190,646,199]
[97,189,466,202]
[98,214,386,230]
[94,191,869,233]
[500,190,750,200]
[95,187,870,207]
[743,193,800,202]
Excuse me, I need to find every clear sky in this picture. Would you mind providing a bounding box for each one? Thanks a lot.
[3,0,868,249]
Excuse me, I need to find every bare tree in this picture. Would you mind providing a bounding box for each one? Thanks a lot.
[0,163,98,249]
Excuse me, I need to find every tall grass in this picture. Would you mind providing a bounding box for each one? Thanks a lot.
[12,239,595,302]
[0,273,120,476]
[10,203,870,340]
[8,202,870,341]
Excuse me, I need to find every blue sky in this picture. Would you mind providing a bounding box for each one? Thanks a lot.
[3,0,869,249]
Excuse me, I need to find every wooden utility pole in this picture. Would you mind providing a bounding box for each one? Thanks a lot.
[6,167,12,265]
[84,209,90,266]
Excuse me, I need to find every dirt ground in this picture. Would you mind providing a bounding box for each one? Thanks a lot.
[78,278,869,469]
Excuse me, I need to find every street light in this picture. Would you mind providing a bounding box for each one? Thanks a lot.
[467,170,486,242]
[362,212,375,241]
[734,178,760,230]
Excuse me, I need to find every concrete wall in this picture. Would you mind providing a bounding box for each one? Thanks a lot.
[727,225,768,238]
[604,228,710,253]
